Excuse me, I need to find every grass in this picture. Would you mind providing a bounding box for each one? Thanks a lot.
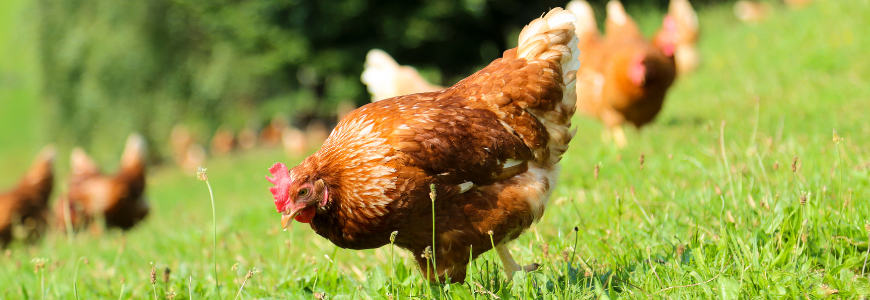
[197,167,222,298]
[2,0,870,298]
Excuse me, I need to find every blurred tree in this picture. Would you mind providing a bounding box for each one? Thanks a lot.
[38,0,718,160]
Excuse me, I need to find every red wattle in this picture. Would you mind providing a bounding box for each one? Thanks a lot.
[662,44,675,57]
[629,53,646,87]
[295,207,316,223]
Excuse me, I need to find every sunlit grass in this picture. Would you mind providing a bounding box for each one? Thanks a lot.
[2,0,870,298]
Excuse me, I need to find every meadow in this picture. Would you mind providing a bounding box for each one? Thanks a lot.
[1,0,870,298]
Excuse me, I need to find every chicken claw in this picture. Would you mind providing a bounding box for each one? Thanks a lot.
[612,126,628,148]
[495,244,539,279]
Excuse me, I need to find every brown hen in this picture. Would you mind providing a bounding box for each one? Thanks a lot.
[669,0,700,75]
[57,134,149,231]
[267,8,579,283]
[570,0,677,147]
[0,145,55,247]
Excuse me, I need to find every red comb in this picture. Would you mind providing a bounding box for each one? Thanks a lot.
[266,162,292,212]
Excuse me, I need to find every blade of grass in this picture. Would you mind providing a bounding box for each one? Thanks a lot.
[197,167,221,298]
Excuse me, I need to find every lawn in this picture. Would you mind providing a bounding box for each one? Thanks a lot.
[2,0,870,298]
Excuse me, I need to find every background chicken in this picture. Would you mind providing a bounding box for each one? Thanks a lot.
[281,121,330,158]
[569,0,677,147]
[210,125,237,156]
[57,134,149,231]
[268,8,579,283]
[258,116,288,147]
[281,126,308,157]
[669,0,700,75]
[360,49,445,102]
[237,127,258,151]
[0,145,55,247]
[169,124,206,173]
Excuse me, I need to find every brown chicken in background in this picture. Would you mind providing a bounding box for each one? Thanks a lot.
[210,126,237,156]
[361,49,445,102]
[281,126,308,157]
[669,0,700,75]
[57,134,149,231]
[268,8,579,283]
[237,127,258,151]
[259,116,288,147]
[569,0,677,147]
[170,124,206,173]
[304,120,329,149]
[0,145,55,247]
[282,121,331,158]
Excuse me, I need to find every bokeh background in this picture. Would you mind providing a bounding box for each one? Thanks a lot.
[2,0,870,298]
[3,0,725,164]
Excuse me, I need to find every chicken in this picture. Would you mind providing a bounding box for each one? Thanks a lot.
[282,121,331,157]
[57,134,149,231]
[361,49,444,102]
[267,8,579,283]
[569,0,677,147]
[0,145,55,247]
[237,127,258,151]
[170,124,206,173]
[211,126,237,156]
[304,120,329,149]
[669,0,700,75]
[281,126,307,157]
[259,116,288,147]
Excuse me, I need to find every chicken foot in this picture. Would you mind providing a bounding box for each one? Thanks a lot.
[611,126,628,148]
[495,244,539,279]
[599,126,628,148]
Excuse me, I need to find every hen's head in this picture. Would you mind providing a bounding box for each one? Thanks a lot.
[266,162,329,230]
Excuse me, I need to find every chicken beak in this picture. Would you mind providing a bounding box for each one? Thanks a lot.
[281,213,294,230]
[280,208,302,231]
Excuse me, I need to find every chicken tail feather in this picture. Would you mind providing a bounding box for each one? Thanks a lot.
[606,0,628,26]
[71,148,100,176]
[21,144,56,190]
[121,133,146,170]
[514,7,580,166]
[517,8,577,69]
[361,49,402,102]
[567,0,598,40]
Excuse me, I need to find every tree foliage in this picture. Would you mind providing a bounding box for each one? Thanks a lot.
[38,0,709,159]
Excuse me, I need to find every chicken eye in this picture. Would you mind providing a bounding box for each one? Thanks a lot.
[298,188,310,197]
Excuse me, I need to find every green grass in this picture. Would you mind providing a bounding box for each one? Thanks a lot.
[3,0,870,298]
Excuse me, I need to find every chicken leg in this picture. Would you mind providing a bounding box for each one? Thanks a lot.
[599,126,628,148]
[611,126,628,148]
[495,244,539,279]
